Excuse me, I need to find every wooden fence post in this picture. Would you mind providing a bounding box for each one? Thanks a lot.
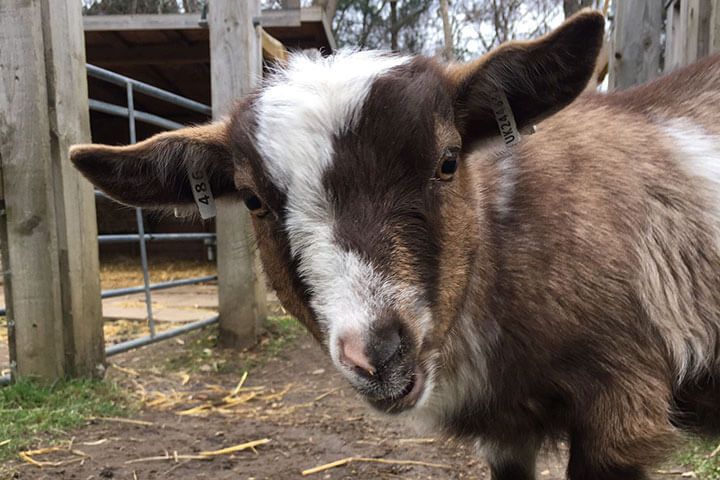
[609,0,663,89]
[711,0,720,53]
[42,0,105,377]
[0,0,103,381]
[666,0,714,71]
[209,0,267,348]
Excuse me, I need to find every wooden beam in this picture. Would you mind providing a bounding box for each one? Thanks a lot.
[319,7,337,51]
[259,7,325,28]
[209,0,267,349]
[41,0,104,377]
[262,29,288,62]
[609,0,663,89]
[0,0,103,381]
[83,8,325,31]
[83,13,203,31]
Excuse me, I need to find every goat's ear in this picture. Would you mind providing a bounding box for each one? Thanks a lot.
[448,10,605,144]
[70,121,236,208]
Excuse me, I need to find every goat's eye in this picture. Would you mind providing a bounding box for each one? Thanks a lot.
[242,193,268,217]
[436,147,460,181]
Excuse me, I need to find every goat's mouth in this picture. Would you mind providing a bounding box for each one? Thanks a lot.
[366,366,426,414]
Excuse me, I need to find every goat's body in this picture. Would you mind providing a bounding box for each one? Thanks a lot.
[427,56,720,477]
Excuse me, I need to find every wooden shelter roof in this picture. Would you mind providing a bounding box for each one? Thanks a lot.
[83,7,335,144]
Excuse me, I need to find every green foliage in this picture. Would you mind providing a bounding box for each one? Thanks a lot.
[263,315,303,358]
[674,439,720,479]
[0,379,127,463]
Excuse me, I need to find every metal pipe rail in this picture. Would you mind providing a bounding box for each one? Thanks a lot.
[86,64,211,116]
[105,315,219,357]
[89,99,185,131]
[98,233,216,244]
[102,275,217,299]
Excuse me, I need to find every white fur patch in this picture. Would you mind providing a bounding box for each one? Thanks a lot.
[253,51,415,371]
[660,118,720,378]
[663,118,720,207]
[495,153,517,219]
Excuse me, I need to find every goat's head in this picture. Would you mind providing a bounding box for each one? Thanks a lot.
[72,11,603,414]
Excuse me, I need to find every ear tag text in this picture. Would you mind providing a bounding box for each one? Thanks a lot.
[492,90,522,147]
[188,167,217,219]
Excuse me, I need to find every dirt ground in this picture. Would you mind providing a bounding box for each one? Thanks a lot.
[5,321,696,480]
[4,326,569,480]
[0,258,696,479]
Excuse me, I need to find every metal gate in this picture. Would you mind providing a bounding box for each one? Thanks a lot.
[88,64,220,357]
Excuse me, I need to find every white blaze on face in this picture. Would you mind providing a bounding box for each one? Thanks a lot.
[253,51,413,368]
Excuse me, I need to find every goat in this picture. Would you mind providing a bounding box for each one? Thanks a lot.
[71,11,720,480]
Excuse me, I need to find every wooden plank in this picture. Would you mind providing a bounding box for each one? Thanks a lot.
[609,0,663,89]
[84,13,203,31]
[665,0,686,72]
[318,6,338,51]
[41,0,104,377]
[83,8,324,32]
[712,0,720,53]
[667,0,714,70]
[696,0,713,58]
[209,0,267,349]
[685,0,703,64]
[0,0,65,380]
[262,29,288,62]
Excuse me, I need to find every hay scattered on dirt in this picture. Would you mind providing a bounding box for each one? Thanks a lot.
[301,456,452,476]
[19,443,88,468]
[124,439,270,465]
[104,319,176,345]
[89,417,154,427]
[108,362,338,424]
[100,256,216,290]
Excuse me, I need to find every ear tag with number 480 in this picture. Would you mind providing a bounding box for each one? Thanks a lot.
[188,167,216,219]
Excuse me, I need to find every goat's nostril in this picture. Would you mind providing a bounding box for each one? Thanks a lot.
[339,334,376,377]
[369,324,404,370]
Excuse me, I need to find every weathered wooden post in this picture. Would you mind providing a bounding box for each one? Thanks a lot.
[0,0,104,381]
[209,0,268,348]
[665,0,714,72]
[710,0,720,53]
[609,0,663,89]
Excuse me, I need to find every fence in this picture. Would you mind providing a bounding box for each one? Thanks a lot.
[87,64,220,356]
[0,65,222,386]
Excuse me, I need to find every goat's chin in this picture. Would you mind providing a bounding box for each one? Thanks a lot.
[370,366,426,414]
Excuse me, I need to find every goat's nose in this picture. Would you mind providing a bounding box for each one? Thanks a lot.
[339,321,406,379]
[339,333,376,377]
[367,322,403,371]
